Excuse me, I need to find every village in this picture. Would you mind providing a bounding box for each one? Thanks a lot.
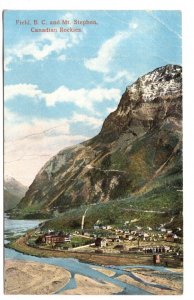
[27,219,183,263]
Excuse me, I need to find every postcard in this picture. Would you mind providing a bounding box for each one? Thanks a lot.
[3,9,183,296]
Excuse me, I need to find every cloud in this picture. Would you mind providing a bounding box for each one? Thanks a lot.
[104,70,133,83]
[129,22,138,30]
[5,84,121,111]
[4,56,13,72]
[15,33,81,61]
[4,109,89,185]
[4,114,70,143]
[4,84,42,101]
[4,107,20,123]
[84,21,139,75]
[44,86,121,110]
[4,81,119,184]
[4,105,106,185]
[84,31,130,73]
[5,27,85,71]
[4,130,88,186]
[71,112,103,128]
[57,54,66,61]
[84,21,139,86]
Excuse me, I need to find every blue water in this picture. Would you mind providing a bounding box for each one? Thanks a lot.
[4,217,174,295]
[4,215,41,244]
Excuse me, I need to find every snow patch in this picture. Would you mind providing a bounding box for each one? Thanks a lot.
[127,65,182,103]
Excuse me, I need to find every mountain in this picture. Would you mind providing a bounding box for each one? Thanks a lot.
[4,176,28,211]
[14,64,182,222]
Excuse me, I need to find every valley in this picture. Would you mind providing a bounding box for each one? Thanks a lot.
[4,64,183,295]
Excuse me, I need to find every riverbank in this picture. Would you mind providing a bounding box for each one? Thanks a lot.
[4,259,183,295]
[7,234,182,268]
[61,274,123,295]
[118,267,183,295]
[4,260,71,295]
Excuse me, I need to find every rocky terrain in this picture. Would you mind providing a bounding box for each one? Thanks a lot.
[14,64,182,220]
[4,176,27,211]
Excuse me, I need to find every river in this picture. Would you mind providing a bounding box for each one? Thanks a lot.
[4,216,173,295]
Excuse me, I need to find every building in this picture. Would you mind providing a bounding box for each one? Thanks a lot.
[95,238,107,247]
[165,233,175,242]
[176,227,182,232]
[106,225,112,230]
[42,232,71,244]
[144,246,170,254]
[160,228,167,232]
[83,232,90,237]
[136,226,142,230]
[128,247,143,253]
[142,233,149,240]
[94,225,100,230]
[64,235,71,242]
[173,234,179,240]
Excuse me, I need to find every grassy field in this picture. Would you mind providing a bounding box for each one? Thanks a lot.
[9,165,183,235]
[40,186,182,232]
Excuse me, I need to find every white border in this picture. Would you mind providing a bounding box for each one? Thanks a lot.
[0,0,185,11]
[1,1,194,300]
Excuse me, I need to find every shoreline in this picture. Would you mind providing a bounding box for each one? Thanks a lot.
[6,234,183,268]
[61,274,123,295]
[4,258,183,295]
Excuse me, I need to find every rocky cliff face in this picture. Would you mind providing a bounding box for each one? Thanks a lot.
[99,64,181,142]
[17,65,182,214]
[4,177,28,211]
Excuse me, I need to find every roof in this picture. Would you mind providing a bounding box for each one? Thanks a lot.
[43,232,69,238]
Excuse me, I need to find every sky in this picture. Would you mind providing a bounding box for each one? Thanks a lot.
[4,10,182,186]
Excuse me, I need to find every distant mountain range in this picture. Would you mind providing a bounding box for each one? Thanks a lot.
[4,176,27,211]
[12,65,182,226]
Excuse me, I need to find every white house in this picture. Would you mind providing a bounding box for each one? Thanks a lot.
[106,225,112,230]
[173,234,179,240]
[136,226,142,230]
[143,233,149,238]
[94,225,100,230]
[95,238,107,248]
